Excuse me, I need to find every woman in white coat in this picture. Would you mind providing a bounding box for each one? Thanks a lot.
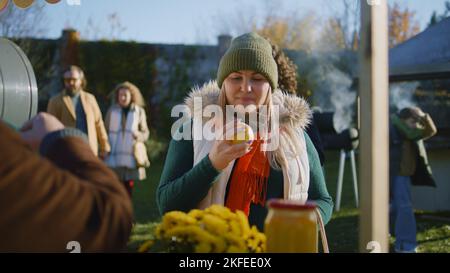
[105,81,150,197]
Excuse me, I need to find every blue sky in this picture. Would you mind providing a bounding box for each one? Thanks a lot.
[35,0,450,45]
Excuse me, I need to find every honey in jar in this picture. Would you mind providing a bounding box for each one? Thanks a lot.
[264,199,318,253]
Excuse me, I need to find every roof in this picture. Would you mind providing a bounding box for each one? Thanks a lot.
[389,17,450,81]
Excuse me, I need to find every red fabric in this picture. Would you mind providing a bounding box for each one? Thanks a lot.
[124,180,134,197]
[225,137,270,216]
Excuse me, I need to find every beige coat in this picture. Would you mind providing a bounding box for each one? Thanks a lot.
[47,90,110,156]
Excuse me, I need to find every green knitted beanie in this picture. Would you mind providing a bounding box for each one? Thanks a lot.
[217,32,278,90]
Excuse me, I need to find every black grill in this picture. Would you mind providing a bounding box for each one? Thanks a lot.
[313,112,359,151]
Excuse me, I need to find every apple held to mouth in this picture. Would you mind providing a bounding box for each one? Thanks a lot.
[230,123,254,145]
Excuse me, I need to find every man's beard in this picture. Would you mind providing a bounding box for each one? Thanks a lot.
[66,87,81,96]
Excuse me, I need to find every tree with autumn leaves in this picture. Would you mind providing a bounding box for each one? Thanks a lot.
[320,1,421,50]
[388,2,421,48]
[211,0,422,51]
[209,0,424,101]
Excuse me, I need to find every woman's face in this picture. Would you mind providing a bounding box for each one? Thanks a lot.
[223,70,271,109]
[117,88,132,108]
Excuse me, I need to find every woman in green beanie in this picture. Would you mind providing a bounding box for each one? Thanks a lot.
[157,33,333,233]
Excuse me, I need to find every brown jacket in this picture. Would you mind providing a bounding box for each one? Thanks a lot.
[47,90,110,156]
[0,121,132,252]
[399,114,437,176]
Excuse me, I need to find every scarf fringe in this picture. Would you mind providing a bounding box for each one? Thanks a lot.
[225,139,270,216]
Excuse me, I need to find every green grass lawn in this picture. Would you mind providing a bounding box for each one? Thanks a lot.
[128,150,450,253]
[127,159,163,252]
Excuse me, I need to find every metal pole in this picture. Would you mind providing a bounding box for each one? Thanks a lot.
[350,150,359,207]
[359,0,390,253]
[335,149,346,212]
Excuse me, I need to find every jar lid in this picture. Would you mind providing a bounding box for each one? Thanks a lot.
[267,199,317,210]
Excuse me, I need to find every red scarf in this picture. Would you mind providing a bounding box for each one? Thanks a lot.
[225,136,270,216]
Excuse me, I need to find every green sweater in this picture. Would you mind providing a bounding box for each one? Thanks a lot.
[157,131,333,231]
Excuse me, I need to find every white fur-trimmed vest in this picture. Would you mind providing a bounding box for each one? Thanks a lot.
[106,104,140,168]
[183,81,312,209]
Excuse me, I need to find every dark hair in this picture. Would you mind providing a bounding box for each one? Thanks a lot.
[268,41,298,94]
[62,65,87,89]
[398,107,416,120]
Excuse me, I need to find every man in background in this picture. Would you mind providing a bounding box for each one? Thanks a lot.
[389,106,437,253]
[47,65,110,158]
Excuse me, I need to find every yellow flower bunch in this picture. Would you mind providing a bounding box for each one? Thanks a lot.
[138,205,266,253]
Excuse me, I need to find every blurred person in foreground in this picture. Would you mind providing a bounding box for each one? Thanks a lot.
[0,113,132,252]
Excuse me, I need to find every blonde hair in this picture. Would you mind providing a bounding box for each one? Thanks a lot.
[218,81,302,171]
[110,81,146,107]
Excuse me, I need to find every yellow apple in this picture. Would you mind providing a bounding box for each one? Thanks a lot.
[231,124,254,145]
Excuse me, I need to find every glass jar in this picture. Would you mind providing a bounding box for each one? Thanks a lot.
[264,199,318,253]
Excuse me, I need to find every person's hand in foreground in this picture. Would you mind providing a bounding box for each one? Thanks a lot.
[20,112,64,151]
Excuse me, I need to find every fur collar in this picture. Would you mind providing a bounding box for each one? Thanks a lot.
[184,80,311,129]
